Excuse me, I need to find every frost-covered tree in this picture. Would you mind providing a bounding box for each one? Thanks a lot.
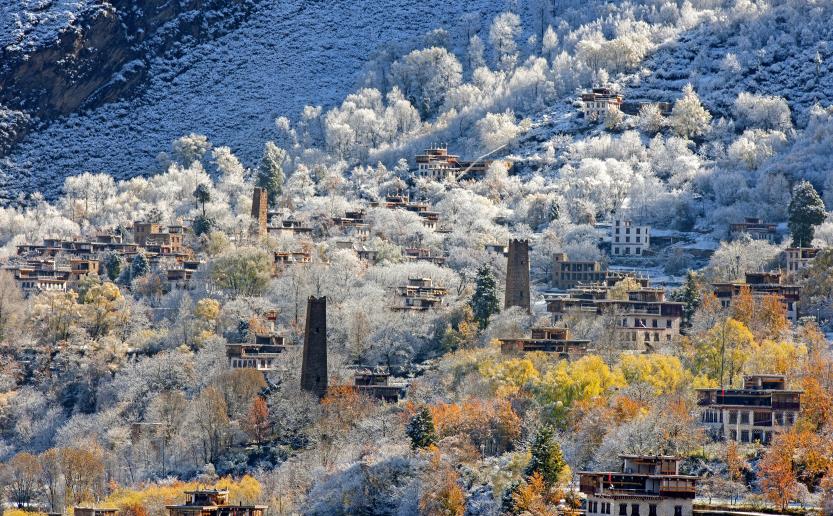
[670,84,711,139]
[257,142,287,206]
[389,47,462,118]
[637,103,666,134]
[727,130,787,170]
[489,12,522,71]
[468,34,486,71]
[213,146,248,211]
[423,28,450,50]
[542,25,558,62]
[788,181,826,247]
[476,110,525,150]
[733,92,792,131]
[605,107,624,131]
[172,133,211,165]
[720,53,742,74]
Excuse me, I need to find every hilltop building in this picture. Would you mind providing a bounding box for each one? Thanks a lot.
[351,368,407,402]
[729,218,778,243]
[133,222,186,254]
[579,456,697,516]
[551,253,646,290]
[712,271,800,321]
[610,220,650,257]
[166,489,266,516]
[580,87,623,120]
[498,327,590,358]
[784,247,821,273]
[371,194,446,232]
[413,145,509,182]
[267,218,313,238]
[74,508,118,516]
[332,209,370,240]
[546,284,682,350]
[403,247,446,265]
[393,277,448,311]
[696,374,801,444]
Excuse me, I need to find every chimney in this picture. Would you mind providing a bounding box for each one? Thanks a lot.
[505,239,531,313]
[300,296,328,397]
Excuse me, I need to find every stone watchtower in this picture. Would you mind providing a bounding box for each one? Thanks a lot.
[300,296,328,397]
[505,239,531,313]
[251,187,268,237]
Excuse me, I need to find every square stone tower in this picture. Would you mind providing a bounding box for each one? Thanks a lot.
[251,187,268,237]
[505,239,530,312]
[301,296,328,397]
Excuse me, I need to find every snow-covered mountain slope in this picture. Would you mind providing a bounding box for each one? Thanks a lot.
[628,2,833,126]
[0,0,509,199]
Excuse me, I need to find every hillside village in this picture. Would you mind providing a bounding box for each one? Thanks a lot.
[1,1,833,516]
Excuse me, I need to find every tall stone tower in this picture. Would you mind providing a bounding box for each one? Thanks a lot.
[251,187,268,237]
[504,239,531,312]
[300,296,328,397]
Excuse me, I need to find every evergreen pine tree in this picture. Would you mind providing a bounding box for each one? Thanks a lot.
[470,265,500,329]
[675,271,701,330]
[406,406,437,449]
[257,141,286,206]
[193,183,211,216]
[192,214,215,236]
[548,200,559,222]
[130,253,150,281]
[788,180,826,247]
[525,424,567,486]
[103,253,122,281]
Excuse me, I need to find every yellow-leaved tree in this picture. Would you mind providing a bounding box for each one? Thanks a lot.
[535,355,625,414]
[617,354,690,395]
[690,318,755,387]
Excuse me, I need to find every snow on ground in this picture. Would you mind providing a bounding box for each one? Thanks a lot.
[0,0,505,198]
[628,3,833,125]
[0,0,99,51]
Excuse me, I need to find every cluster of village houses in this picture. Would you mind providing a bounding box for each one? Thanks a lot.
[6,92,824,514]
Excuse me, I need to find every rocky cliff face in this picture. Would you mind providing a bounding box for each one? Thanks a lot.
[0,0,254,155]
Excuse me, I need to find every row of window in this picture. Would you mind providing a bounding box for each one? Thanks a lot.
[614,227,644,234]
[729,429,773,444]
[229,358,273,369]
[614,236,645,243]
[589,501,683,516]
[624,318,674,329]
[623,331,673,342]
[612,246,643,255]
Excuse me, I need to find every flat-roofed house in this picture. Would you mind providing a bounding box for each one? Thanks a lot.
[393,277,448,311]
[712,271,800,321]
[351,368,407,402]
[696,374,801,444]
[729,218,778,243]
[167,490,266,516]
[783,247,821,273]
[610,220,650,258]
[580,87,624,120]
[547,285,682,351]
[579,455,697,516]
[499,327,591,359]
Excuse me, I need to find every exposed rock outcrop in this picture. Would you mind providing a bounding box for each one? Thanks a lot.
[0,0,255,155]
